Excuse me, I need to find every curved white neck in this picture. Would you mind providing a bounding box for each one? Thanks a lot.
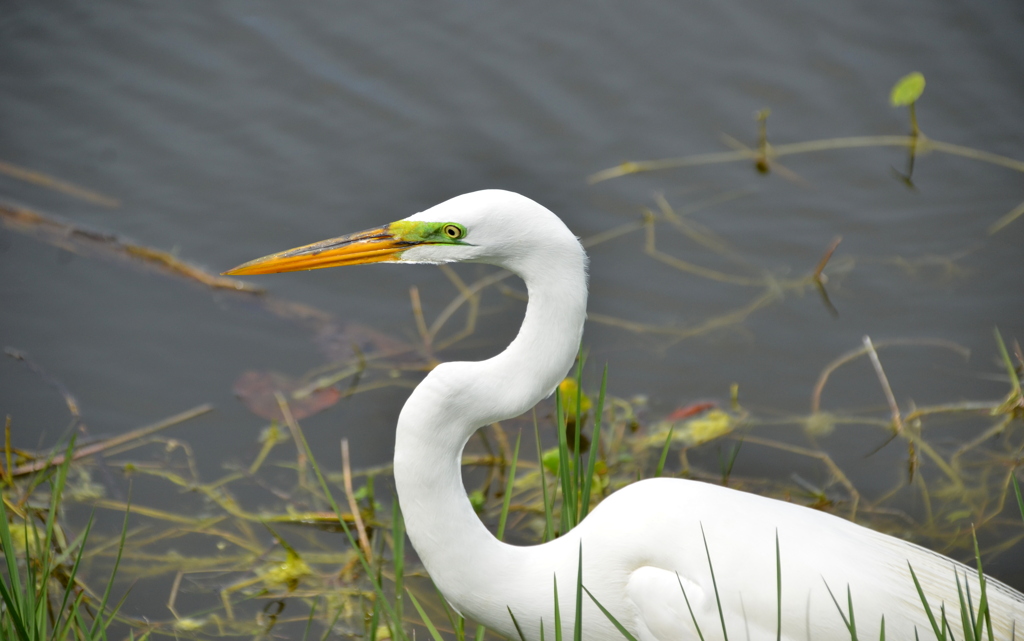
[393,245,587,628]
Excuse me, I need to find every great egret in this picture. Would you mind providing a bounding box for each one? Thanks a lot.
[225,190,1024,640]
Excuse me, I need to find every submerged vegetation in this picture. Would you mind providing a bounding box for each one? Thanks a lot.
[2,74,1023,639]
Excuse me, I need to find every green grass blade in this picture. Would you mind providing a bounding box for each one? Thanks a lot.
[583,585,639,641]
[104,583,136,636]
[700,524,730,641]
[574,543,584,641]
[1014,475,1024,523]
[0,571,29,640]
[393,499,406,630]
[580,364,607,518]
[879,615,885,641]
[406,588,446,641]
[994,327,1021,396]
[847,586,858,641]
[65,593,92,641]
[574,349,585,516]
[908,563,945,640]
[553,574,562,641]
[675,572,706,641]
[719,440,743,484]
[0,579,28,641]
[431,579,463,638]
[971,531,992,641]
[508,606,528,641]
[822,580,855,639]
[497,431,522,541]
[53,591,87,641]
[955,570,975,641]
[535,410,554,542]
[555,391,575,533]
[88,487,130,634]
[0,495,31,641]
[53,512,95,630]
[301,596,318,641]
[475,623,487,641]
[90,486,132,637]
[297,422,409,641]
[41,440,76,602]
[367,589,381,641]
[775,530,782,641]
[655,424,675,478]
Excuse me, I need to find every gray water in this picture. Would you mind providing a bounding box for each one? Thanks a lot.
[2,0,1023,620]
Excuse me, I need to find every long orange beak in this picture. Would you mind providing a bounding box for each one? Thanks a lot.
[222,225,413,276]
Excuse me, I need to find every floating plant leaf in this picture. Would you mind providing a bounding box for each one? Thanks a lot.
[233,370,341,421]
[890,72,926,107]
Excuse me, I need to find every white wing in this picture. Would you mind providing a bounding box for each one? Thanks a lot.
[572,478,1024,640]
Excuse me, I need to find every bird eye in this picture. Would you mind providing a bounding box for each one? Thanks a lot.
[442,224,465,239]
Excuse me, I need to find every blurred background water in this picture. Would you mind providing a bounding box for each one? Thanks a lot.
[1,0,1023,620]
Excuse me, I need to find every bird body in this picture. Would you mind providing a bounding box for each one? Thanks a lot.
[226,190,1024,640]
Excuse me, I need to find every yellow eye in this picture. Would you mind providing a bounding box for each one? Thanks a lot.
[442,224,465,239]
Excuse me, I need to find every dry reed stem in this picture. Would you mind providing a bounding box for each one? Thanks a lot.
[589,134,1024,182]
[811,338,969,413]
[9,404,213,476]
[167,570,185,619]
[341,438,373,564]
[813,237,843,283]
[432,264,484,351]
[0,201,262,292]
[862,335,904,434]
[651,190,749,256]
[274,391,309,490]
[0,159,121,206]
[988,199,1024,234]
[409,285,432,353]
[643,213,764,286]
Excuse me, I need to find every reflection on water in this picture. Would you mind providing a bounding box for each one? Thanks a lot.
[1,0,1022,636]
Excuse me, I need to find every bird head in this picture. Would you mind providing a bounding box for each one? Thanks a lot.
[222,189,581,276]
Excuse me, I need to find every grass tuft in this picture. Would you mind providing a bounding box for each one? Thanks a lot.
[0,438,127,641]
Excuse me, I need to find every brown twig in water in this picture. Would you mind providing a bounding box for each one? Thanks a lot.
[0,202,262,293]
[341,439,373,564]
[0,159,120,207]
[9,404,214,477]
[167,570,185,619]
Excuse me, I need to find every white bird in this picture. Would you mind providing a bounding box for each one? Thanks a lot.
[225,190,1024,640]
